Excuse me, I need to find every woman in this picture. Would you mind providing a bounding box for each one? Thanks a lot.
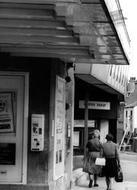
[102,134,120,190]
[86,130,102,188]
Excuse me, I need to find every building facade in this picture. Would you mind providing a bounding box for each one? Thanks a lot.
[124,78,137,137]
[0,57,75,190]
[0,0,130,190]
[74,63,129,156]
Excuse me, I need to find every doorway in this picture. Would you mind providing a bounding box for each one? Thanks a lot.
[0,72,28,183]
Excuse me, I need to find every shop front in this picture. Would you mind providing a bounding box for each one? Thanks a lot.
[0,56,74,190]
[73,77,122,157]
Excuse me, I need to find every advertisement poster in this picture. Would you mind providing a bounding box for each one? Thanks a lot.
[54,76,65,179]
[0,92,15,133]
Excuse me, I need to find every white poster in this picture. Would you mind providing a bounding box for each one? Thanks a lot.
[54,76,65,179]
[73,131,79,146]
[0,92,16,133]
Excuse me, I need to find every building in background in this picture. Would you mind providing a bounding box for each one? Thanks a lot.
[122,78,137,151]
[0,0,130,190]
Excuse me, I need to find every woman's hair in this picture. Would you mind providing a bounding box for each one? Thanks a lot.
[88,132,94,140]
[106,133,114,141]
[93,129,100,138]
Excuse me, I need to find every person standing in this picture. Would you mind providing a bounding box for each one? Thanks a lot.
[86,129,102,188]
[102,133,120,190]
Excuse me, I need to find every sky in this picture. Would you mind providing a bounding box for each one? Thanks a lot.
[120,0,137,78]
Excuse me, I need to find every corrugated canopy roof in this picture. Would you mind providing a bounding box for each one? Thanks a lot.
[0,0,130,65]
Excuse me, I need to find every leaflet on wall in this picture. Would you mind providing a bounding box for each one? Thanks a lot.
[0,92,16,133]
[54,76,65,179]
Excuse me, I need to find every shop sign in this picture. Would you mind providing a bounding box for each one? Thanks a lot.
[79,100,110,110]
[74,120,95,127]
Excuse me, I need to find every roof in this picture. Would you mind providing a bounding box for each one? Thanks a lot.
[126,101,137,108]
[0,0,130,65]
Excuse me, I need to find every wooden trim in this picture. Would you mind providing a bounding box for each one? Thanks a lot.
[22,73,29,184]
[0,0,55,4]
[0,72,29,184]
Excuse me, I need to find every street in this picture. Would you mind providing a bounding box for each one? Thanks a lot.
[120,152,137,182]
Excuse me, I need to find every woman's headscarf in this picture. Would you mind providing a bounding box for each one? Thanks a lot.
[93,129,100,138]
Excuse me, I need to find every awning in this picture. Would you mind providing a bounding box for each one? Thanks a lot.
[75,72,125,100]
[0,0,130,65]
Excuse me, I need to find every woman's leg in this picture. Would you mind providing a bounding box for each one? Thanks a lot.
[109,178,113,190]
[88,173,93,188]
[106,176,111,189]
[94,174,99,186]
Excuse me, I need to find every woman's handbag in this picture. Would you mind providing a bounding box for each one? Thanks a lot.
[95,157,106,166]
[115,164,123,182]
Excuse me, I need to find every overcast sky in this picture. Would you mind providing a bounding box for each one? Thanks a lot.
[120,0,137,78]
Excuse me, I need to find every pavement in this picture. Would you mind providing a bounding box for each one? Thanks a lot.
[71,168,137,190]
[72,151,137,190]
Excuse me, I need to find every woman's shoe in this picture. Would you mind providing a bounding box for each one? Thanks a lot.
[89,180,93,188]
[94,184,99,187]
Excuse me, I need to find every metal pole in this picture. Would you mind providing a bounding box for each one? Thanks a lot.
[84,91,89,157]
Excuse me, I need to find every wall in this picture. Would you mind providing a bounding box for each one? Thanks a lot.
[48,60,66,190]
[0,55,68,190]
[48,61,74,190]
[64,67,75,189]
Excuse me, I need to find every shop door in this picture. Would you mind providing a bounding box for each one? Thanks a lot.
[0,74,26,183]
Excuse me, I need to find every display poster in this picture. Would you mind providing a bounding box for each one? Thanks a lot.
[0,92,16,133]
[54,76,65,179]
[73,131,79,146]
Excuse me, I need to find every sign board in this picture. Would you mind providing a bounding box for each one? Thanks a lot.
[74,120,95,128]
[79,100,110,110]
